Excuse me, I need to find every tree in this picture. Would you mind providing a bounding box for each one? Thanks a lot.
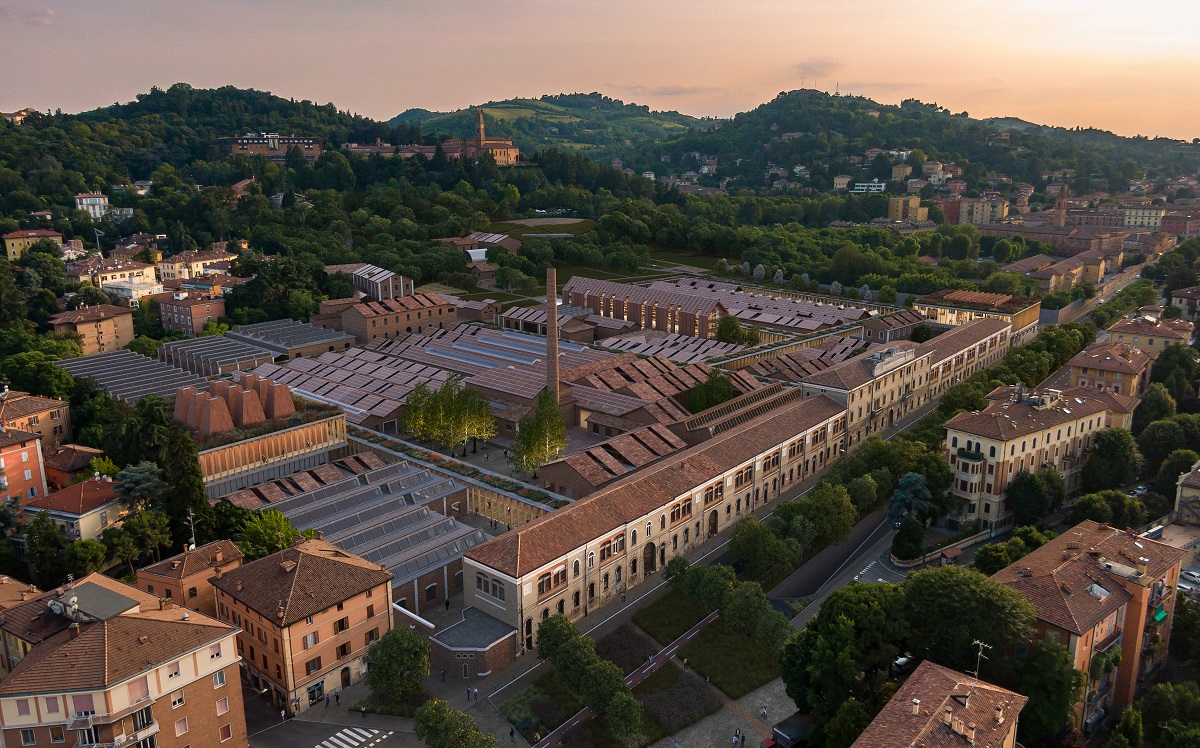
[1138,682,1200,743]
[846,474,879,513]
[239,509,310,559]
[729,516,796,582]
[903,565,1034,676]
[123,336,161,358]
[159,426,213,545]
[663,555,690,589]
[69,282,110,308]
[102,527,142,576]
[910,324,936,343]
[365,627,429,701]
[122,511,173,562]
[689,371,734,413]
[877,285,898,304]
[715,315,746,344]
[1081,428,1143,493]
[24,511,66,587]
[1112,707,1144,748]
[87,456,120,478]
[1156,450,1200,498]
[1015,643,1086,745]
[1151,344,1200,404]
[973,543,1019,576]
[1132,383,1175,435]
[798,483,857,543]
[682,563,737,612]
[891,517,924,560]
[887,472,931,526]
[1005,469,1067,526]
[0,351,75,399]
[824,697,874,748]
[605,690,642,739]
[1068,492,1113,525]
[413,700,497,748]
[64,539,108,576]
[114,461,169,511]
[509,390,567,476]
[536,614,579,662]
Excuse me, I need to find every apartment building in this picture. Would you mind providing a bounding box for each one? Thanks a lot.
[1169,286,1200,321]
[3,230,62,261]
[157,250,236,281]
[338,295,455,344]
[67,257,154,290]
[49,305,135,356]
[136,540,244,618]
[1068,343,1152,397]
[217,133,323,162]
[958,196,1009,225]
[0,430,47,510]
[459,395,846,671]
[887,195,929,222]
[1107,316,1194,354]
[73,193,110,221]
[799,343,931,446]
[851,661,1027,748]
[211,539,393,714]
[859,309,927,343]
[943,386,1135,529]
[0,574,245,748]
[22,476,126,540]
[914,289,1042,345]
[920,318,1011,399]
[159,296,226,335]
[1123,205,1166,231]
[0,391,71,449]
[994,521,1185,733]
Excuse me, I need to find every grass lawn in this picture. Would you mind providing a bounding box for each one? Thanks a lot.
[646,249,727,270]
[491,219,596,238]
[678,619,780,699]
[458,290,524,302]
[631,588,709,646]
[595,623,660,675]
[499,672,582,744]
[633,661,723,737]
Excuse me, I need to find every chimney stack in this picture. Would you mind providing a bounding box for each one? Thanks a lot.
[68,623,80,640]
[911,698,920,716]
[994,704,1005,724]
[943,708,952,726]
[545,267,560,405]
[967,723,976,743]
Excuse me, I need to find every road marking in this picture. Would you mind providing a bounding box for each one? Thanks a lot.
[317,729,381,748]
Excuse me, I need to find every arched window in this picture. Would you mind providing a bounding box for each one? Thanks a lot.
[602,574,610,592]
[615,566,622,583]
[557,600,565,615]
[646,521,652,537]
[573,560,580,578]
[660,515,666,530]
[989,446,996,458]
[588,552,595,568]
[631,530,638,546]
[673,534,678,550]
[573,591,580,608]
[588,583,595,600]
[684,528,690,544]
[541,608,549,620]
[631,558,637,576]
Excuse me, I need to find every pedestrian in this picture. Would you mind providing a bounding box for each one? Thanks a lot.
[360,706,366,719]
[467,687,472,702]
[533,732,540,743]
[325,694,330,708]
[731,733,738,747]
[509,727,515,744]
[761,706,768,721]
[473,688,479,701]
[440,669,445,682]
[280,709,286,722]
[445,598,451,612]
[621,592,626,604]
[335,692,340,705]
[706,675,710,684]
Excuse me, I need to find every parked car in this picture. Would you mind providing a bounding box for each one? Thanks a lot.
[760,712,811,748]
[1183,571,1200,584]
[891,655,915,677]
[1179,581,1196,596]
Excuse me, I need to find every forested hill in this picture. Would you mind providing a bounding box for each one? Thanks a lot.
[389,93,714,159]
[613,89,1200,193]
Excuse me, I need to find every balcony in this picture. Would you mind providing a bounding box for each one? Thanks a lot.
[1095,630,1123,653]
[956,448,985,462]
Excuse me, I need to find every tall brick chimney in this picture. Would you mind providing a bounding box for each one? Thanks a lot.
[545,267,560,405]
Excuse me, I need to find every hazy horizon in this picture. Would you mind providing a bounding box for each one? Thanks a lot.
[2,0,1197,141]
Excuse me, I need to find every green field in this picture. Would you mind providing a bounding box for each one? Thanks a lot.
[631,588,710,646]
[490,219,596,238]
[678,620,780,699]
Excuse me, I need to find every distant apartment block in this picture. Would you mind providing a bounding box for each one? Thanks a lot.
[23,476,127,541]
[73,192,109,221]
[3,230,62,261]
[914,290,1041,345]
[158,249,236,281]
[1107,316,1194,354]
[217,132,323,162]
[49,305,135,356]
[1068,342,1152,397]
[886,195,928,222]
[135,540,244,618]
[0,430,47,510]
[561,277,727,339]
[0,391,71,449]
[160,295,226,335]
[67,257,154,290]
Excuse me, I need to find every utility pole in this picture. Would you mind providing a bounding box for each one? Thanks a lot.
[93,228,103,252]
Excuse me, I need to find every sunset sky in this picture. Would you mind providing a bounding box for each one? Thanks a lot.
[2,0,1197,139]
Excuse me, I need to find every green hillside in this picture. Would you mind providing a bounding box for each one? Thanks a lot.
[388,93,715,158]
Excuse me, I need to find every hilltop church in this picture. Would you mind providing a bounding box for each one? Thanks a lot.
[343,110,520,165]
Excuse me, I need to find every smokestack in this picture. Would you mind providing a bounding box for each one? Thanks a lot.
[545,267,560,405]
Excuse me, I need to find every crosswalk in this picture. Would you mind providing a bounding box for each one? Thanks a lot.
[315,727,392,748]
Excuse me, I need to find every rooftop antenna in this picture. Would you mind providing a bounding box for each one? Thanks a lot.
[185,508,198,551]
[966,640,992,695]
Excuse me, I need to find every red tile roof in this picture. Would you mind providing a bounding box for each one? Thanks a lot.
[138,539,243,580]
[26,478,121,517]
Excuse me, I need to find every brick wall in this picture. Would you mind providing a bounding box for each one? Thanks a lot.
[429,633,518,680]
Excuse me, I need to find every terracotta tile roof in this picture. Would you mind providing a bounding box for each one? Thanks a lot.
[465,395,845,578]
[0,391,67,421]
[0,577,39,610]
[139,540,243,580]
[916,318,1010,366]
[25,478,121,517]
[349,294,452,318]
[0,607,233,695]
[561,276,725,317]
[50,304,133,324]
[0,428,40,450]
[1068,342,1151,376]
[0,573,162,646]
[211,539,392,626]
[3,229,62,240]
[161,249,235,265]
[993,520,1185,634]
[800,342,924,391]
[554,424,688,488]
[945,386,1113,442]
[852,660,1027,748]
[1108,316,1193,340]
[918,288,1039,315]
[1171,286,1200,301]
[866,309,926,331]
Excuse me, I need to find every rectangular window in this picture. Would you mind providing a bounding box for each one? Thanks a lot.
[366,605,374,619]
[213,670,226,688]
[49,727,64,744]
[44,699,59,715]
[175,718,189,737]
[71,695,95,716]
[303,632,319,649]
[168,661,181,679]
[172,691,185,708]
[306,658,322,675]
[128,676,150,702]
[337,643,351,659]
[334,617,349,634]
[216,698,230,716]
[366,628,379,646]
[220,724,233,743]
[16,699,29,716]
[209,644,222,660]
[20,730,34,746]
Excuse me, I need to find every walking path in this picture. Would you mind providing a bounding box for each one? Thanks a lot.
[531,611,720,748]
